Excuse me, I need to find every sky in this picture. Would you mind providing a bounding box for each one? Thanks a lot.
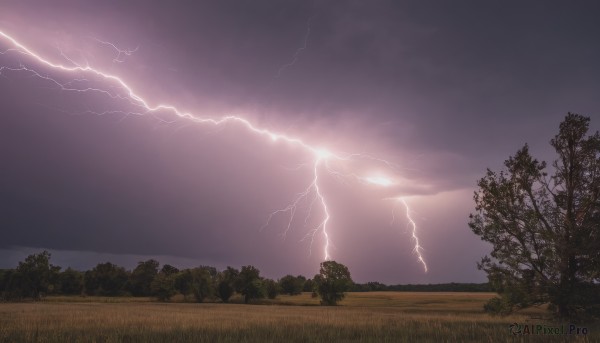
[0,1,599,284]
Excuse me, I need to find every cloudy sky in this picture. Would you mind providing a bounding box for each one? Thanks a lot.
[1,1,599,283]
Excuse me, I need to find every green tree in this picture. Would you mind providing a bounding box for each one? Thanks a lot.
[84,262,129,296]
[302,278,315,292]
[0,269,7,296]
[470,113,600,319]
[279,275,305,295]
[58,268,84,295]
[264,278,280,299]
[151,272,176,301]
[190,267,215,303]
[0,269,24,300]
[129,259,159,296]
[313,260,353,306]
[198,265,218,279]
[236,265,265,303]
[15,251,60,299]
[174,269,193,300]
[245,279,266,303]
[216,266,238,303]
[160,264,179,276]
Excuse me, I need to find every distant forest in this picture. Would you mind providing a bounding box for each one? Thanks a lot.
[0,251,490,302]
[351,282,491,292]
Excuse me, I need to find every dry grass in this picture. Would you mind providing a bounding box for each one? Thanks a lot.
[0,292,597,342]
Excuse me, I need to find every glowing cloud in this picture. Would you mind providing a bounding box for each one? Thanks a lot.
[364,176,394,187]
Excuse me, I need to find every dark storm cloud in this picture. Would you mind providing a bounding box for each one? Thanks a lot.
[1,1,599,282]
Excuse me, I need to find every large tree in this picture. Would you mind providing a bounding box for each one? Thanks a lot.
[264,278,280,299]
[470,113,600,318]
[216,266,239,303]
[128,259,159,296]
[173,269,193,300]
[313,260,353,306]
[84,262,129,296]
[236,265,265,304]
[151,271,176,301]
[190,267,215,303]
[279,275,306,296]
[58,267,84,295]
[13,251,60,299]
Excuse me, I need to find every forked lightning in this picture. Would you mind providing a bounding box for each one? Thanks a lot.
[0,30,427,271]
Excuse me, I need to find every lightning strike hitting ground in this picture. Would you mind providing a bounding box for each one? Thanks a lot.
[0,30,427,270]
[366,176,428,272]
[400,198,428,272]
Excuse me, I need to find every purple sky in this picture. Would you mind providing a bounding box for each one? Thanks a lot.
[1,1,599,284]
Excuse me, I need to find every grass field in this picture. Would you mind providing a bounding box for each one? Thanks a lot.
[0,292,597,342]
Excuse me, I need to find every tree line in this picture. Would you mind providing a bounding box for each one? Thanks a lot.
[0,251,353,305]
[0,250,493,305]
[350,282,491,292]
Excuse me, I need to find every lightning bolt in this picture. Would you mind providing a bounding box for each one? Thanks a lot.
[386,197,427,272]
[0,30,427,270]
[275,15,316,78]
[399,198,428,272]
[90,37,139,63]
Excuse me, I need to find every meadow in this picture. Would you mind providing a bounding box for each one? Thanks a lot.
[0,292,597,342]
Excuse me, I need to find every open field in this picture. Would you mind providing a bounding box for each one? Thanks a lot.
[0,292,597,342]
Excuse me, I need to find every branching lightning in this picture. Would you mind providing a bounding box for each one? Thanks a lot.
[366,175,428,272]
[275,15,316,78]
[0,30,427,271]
[91,37,139,63]
[399,198,428,272]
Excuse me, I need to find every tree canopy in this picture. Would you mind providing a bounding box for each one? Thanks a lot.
[313,260,353,306]
[14,251,60,299]
[279,275,306,295]
[236,265,265,304]
[470,113,600,319]
[217,266,239,303]
[129,259,159,296]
